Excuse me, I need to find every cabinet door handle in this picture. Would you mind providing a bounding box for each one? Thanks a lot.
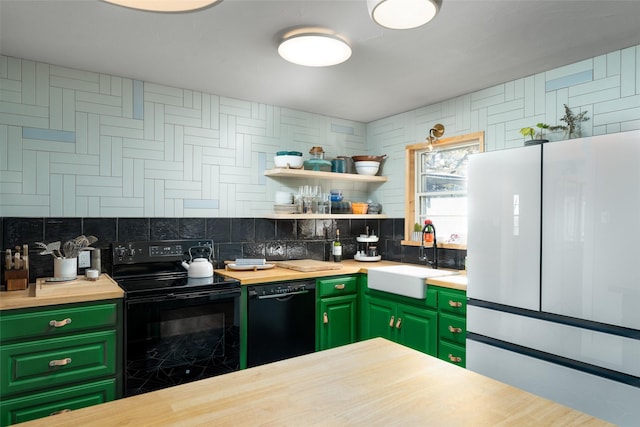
[448,354,462,363]
[49,357,72,367]
[395,318,402,329]
[49,318,72,328]
[323,312,329,324]
[448,300,463,308]
[389,316,395,327]
[334,284,345,290]
[50,409,72,416]
[448,325,463,334]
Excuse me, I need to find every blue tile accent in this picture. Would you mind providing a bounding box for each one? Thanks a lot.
[22,127,75,143]
[184,199,219,209]
[331,123,354,135]
[258,152,266,185]
[546,70,593,92]
[133,80,144,120]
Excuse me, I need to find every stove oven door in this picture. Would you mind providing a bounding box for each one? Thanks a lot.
[124,289,240,396]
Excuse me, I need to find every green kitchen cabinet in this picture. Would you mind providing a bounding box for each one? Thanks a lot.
[361,290,438,356]
[435,287,467,367]
[316,275,359,351]
[0,300,122,427]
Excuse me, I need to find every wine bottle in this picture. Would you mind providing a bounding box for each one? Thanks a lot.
[333,229,342,262]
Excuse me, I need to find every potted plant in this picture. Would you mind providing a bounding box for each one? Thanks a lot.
[549,104,589,139]
[413,222,422,242]
[520,123,550,146]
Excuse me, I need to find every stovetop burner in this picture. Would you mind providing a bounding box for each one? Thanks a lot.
[110,239,239,298]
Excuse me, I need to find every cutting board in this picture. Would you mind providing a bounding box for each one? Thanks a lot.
[275,259,343,272]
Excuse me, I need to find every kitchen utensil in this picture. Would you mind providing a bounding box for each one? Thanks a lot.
[181,246,214,278]
[330,158,345,173]
[352,154,387,162]
[35,241,62,258]
[351,202,369,214]
[274,153,303,168]
[354,161,380,176]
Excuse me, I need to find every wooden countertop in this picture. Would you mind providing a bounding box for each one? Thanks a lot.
[15,338,610,427]
[215,259,467,291]
[0,274,124,311]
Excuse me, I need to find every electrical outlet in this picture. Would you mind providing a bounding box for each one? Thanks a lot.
[78,251,91,268]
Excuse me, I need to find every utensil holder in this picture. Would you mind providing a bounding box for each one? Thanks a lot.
[54,257,77,279]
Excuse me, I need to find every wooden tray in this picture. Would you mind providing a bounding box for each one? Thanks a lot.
[275,259,343,272]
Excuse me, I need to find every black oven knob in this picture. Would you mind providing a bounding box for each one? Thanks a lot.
[115,247,126,258]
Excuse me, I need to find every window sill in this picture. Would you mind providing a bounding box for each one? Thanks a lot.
[401,240,467,250]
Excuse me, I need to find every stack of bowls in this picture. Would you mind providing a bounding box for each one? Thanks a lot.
[351,202,369,214]
[274,151,303,169]
[352,155,387,176]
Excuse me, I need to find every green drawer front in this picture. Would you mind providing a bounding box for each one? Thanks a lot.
[0,302,118,342]
[438,289,466,316]
[1,330,116,396]
[0,378,116,427]
[438,341,466,368]
[438,312,466,346]
[318,276,358,298]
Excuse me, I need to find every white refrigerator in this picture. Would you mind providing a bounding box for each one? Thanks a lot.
[466,131,640,426]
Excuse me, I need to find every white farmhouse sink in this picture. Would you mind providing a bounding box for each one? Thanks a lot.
[367,265,457,299]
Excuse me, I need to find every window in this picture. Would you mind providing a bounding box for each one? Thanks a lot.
[403,132,484,248]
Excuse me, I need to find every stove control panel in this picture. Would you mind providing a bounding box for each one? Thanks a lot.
[112,239,213,264]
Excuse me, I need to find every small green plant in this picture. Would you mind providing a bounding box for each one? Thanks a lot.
[549,104,589,139]
[520,123,550,141]
[414,222,422,232]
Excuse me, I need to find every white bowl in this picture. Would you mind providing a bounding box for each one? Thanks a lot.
[355,161,380,176]
[274,155,303,169]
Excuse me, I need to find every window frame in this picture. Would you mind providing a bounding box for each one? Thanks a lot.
[403,131,484,249]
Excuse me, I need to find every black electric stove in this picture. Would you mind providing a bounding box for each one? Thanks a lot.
[110,239,240,396]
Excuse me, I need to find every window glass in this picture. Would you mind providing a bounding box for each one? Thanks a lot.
[404,132,484,248]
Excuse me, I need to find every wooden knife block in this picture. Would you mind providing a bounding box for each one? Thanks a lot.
[4,269,29,291]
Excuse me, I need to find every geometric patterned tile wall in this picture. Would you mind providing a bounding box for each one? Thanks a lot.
[2,44,639,218]
[368,44,640,217]
[0,55,367,217]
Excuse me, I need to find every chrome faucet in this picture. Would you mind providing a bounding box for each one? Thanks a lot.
[419,220,438,269]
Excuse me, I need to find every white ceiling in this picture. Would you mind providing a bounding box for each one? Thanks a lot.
[2,0,640,123]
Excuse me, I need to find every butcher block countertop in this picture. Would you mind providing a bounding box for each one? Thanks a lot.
[0,274,124,311]
[15,338,610,427]
[215,259,467,290]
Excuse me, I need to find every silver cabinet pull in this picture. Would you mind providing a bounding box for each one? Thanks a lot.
[49,357,72,367]
[50,409,72,416]
[49,318,72,328]
[334,284,345,290]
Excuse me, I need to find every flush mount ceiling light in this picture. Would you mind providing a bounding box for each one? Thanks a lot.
[102,0,222,12]
[367,0,442,30]
[278,29,352,67]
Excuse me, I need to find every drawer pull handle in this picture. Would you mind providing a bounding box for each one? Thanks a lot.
[50,409,72,416]
[448,300,463,308]
[448,325,463,334]
[395,318,402,329]
[323,312,329,324]
[49,358,72,367]
[49,318,72,328]
[334,284,345,290]
[389,316,395,327]
[448,354,462,363]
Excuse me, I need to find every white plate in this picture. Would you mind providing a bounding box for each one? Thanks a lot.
[226,263,275,271]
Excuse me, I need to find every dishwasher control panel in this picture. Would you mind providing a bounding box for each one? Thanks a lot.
[248,281,315,299]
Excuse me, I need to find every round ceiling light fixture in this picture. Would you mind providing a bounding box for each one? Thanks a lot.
[102,0,222,12]
[278,29,352,67]
[367,0,442,30]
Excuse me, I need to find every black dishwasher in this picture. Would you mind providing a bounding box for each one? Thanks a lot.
[247,280,316,367]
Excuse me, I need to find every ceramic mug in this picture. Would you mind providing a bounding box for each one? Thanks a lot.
[331,158,345,173]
